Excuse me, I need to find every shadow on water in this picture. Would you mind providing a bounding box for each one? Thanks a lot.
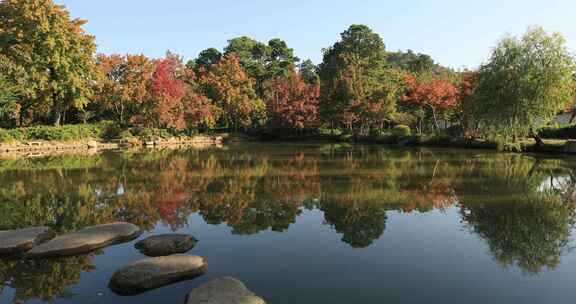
[0,144,576,302]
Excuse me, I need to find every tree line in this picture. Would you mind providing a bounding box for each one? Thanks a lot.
[1,0,575,144]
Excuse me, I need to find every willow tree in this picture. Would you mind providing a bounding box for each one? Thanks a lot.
[474,27,575,145]
[0,0,97,126]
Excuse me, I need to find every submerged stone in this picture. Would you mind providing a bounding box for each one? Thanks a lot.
[135,234,197,257]
[0,227,55,255]
[185,277,266,304]
[26,222,141,258]
[108,254,207,295]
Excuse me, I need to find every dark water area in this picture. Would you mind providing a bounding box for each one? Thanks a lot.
[1,143,576,304]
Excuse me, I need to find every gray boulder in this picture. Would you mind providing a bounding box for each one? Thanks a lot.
[135,234,197,257]
[109,254,207,295]
[26,222,141,258]
[0,227,55,255]
[185,277,266,304]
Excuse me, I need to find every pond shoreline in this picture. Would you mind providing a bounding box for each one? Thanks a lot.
[1,133,575,158]
[0,135,225,158]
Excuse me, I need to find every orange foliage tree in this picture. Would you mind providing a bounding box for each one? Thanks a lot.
[94,54,154,126]
[265,68,320,132]
[401,74,459,132]
[200,53,265,131]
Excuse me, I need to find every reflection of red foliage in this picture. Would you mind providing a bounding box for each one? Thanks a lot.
[401,179,458,212]
[154,158,192,228]
[270,152,321,204]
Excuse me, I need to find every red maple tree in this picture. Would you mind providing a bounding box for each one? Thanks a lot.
[401,74,459,130]
[266,69,320,131]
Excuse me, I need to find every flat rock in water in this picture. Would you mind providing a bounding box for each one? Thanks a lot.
[0,227,55,255]
[26,222,141,258]
[135,234,197,257]
[185,277,266,304]
[109,254,207,295]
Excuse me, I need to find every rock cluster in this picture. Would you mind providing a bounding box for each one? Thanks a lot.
[1,223,265,302]
[27,222,141,258]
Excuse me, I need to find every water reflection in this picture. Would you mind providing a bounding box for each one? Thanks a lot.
[1,145,576,302]
[0,254,96,302]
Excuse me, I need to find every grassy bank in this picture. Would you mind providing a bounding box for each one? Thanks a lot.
[0,123,225,155]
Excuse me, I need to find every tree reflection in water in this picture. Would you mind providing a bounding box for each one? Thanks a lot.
[0,145,575,301]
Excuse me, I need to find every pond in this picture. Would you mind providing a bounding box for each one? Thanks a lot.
[1,143,576,303]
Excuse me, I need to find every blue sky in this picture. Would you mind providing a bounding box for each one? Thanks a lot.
[54,0,576,69]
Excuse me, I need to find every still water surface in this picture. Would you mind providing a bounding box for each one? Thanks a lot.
[1,143,576,303]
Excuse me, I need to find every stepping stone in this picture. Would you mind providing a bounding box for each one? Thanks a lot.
[26,222,141,258]
[185,277,266,304]
[109,254,207,295]
[135,234,197,257]
[0,227,55,255]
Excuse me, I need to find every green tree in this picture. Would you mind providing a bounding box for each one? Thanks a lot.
[190,47,222,70]
[0,0,97,126]
[0,56,22,127]
[387,49,437,73]
[474,27,575,145]
[318,25,401,132]
[298,59,319,85]
[224,37,298,97]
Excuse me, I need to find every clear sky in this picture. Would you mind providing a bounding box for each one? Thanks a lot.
[54,0,576,69]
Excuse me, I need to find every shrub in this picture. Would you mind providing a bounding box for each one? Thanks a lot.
[339,133,353,141]
[393,112,418,127]
[318,127,342,137]
[540,125,576,139]
[392,125,411,137]
[0,124,103,143]
[444,125,463,137]
[0,128,24,142]
[132,128,174,140]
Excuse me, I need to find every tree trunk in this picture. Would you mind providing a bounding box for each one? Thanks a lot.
[53,92,62,127]
[430,106,440,131]
[529,128,544,147]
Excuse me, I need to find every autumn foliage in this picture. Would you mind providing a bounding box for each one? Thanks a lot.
[198,54,265,130]
[265,69,320,131]
[4,2,572,143]
[401,74,459,130]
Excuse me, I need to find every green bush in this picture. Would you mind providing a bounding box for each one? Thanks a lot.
[0,124,103,143]
[339,133,354,141]
[317,127,342,137]
[0,128,25,142]
[540,125,576,139]
[132,127,173,139]
[392,125,411,137]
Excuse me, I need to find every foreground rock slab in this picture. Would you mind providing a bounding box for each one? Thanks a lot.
[26,222,141,258]
[185,277,266,304]
[0,227,55,255]
[109,254,207,295]
[135,234,197,257]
